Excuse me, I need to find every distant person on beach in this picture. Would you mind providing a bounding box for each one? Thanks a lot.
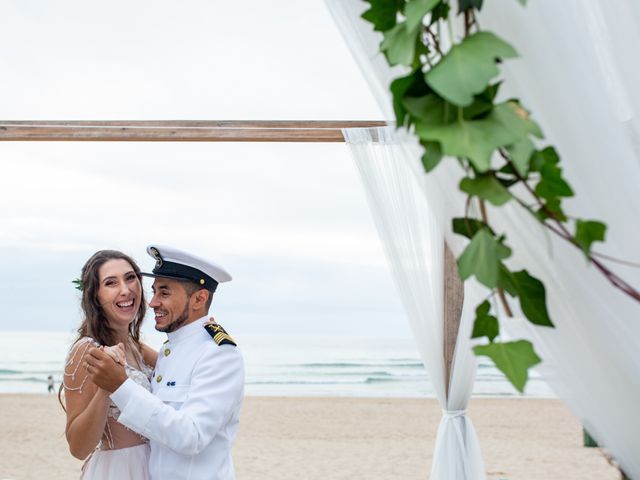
[60,250,157,479]
[47,375,54,393]
[85,245,244,480]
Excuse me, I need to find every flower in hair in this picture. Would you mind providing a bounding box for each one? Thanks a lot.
[72,278,84,291]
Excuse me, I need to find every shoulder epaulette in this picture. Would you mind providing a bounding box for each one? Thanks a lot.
[204,322,237,347]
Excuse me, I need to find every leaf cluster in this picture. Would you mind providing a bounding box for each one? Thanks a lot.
[361,0,610,393]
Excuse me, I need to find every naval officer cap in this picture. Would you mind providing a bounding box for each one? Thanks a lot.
[141,245,232,292]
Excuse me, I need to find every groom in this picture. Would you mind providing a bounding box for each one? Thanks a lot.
[86,245,245,480]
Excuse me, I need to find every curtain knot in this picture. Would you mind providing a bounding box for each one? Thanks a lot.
[442,409,467,418]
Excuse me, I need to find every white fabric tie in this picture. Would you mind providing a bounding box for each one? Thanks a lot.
[443,409,467,418]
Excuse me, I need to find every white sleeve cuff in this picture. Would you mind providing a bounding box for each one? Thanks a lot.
[109,378,158,434]
[110,377,136,410]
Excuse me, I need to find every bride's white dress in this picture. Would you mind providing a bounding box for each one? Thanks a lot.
[64,337,153,479]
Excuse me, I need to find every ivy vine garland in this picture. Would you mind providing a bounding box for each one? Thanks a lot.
[362,0,640,392]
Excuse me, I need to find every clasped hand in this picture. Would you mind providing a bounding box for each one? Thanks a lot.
[84,344,128,393]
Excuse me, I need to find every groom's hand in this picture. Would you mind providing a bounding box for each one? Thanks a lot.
[85,347,128,393]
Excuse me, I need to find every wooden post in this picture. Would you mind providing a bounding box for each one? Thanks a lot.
[443,241,464,398]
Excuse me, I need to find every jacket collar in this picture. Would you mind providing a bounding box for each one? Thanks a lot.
[166,315,208,344]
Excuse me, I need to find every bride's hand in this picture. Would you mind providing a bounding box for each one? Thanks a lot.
[101,343,126,366]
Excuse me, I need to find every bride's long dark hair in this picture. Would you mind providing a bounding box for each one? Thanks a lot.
[59,250,147,410]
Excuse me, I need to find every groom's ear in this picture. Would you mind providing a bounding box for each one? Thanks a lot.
[190,289,210,311]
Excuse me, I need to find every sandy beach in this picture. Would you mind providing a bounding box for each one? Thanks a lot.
[0,394,618,480]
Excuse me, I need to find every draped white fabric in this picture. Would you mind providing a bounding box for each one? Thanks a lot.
[476,4,640,477]
[344,127,485,479]
[328,0,640,477]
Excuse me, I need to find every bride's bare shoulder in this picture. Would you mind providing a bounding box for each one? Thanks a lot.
[63,337,99,394]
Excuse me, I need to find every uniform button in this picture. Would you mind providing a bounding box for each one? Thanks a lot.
[156,375,163,383]
[164,348,171,357]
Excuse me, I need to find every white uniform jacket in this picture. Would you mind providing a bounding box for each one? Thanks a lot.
[110,316,245,480]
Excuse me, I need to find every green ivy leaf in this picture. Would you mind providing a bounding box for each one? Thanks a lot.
[390,70,430,127]
[530,148,568,221]
[381,23,420,66]
[575,220,607,257]
[362,0,404,32]
[405,0,441,31]
[417,102,537,172]
[481,81,502,103]
[461,94,494,120]
[506,100,544,138]
[452,217,494,239]
[473,340,541,393]
[381,0,441,68]
[535,162,574,200]
[417,115,495,171]
[471,300,499,341]
[403,94,454,125]
[413,39,431,70]
[536,197,567,222]
[425,32,517,106]
[530,146,559,172]
[513,270,554,327]
[498,163,516,175]
[421,141,443,172]
[429,2,450,23]
[497,263,518,296]
[460,174,512,206]
[463,84,502,120]
[390,73,418,127]
[458,0,483,12]
[404,86,499,128]
[496,175,519,189]
[457,229,512,288]
[506,137,535,177]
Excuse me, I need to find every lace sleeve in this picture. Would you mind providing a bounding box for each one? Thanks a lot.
[63,337,99,394]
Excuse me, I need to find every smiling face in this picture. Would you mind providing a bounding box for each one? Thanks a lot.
[96,259,143,330]
[149,277,192,333]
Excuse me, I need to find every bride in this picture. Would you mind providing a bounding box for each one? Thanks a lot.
[60,250,158,479]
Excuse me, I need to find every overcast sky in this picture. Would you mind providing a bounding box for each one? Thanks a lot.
[0,1,413,339]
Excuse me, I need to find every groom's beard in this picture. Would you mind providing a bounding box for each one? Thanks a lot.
[156,304,190,333]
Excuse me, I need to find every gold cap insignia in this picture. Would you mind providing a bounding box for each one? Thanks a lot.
[149,247,163,269]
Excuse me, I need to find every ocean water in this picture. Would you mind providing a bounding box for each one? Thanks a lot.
[0,331,554,397]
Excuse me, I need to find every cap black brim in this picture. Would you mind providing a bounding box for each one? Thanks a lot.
[140,271,218,291]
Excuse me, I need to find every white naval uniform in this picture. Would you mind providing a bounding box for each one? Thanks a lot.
[110,316,244,480]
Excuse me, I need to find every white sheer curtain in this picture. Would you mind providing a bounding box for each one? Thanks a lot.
[328,0,640,477]
[477,3,640,477]
[344,127,485,479]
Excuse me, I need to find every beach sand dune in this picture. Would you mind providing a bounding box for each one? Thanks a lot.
[0,395,618,479]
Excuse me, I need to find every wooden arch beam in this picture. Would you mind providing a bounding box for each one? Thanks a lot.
[0,120,386,142]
